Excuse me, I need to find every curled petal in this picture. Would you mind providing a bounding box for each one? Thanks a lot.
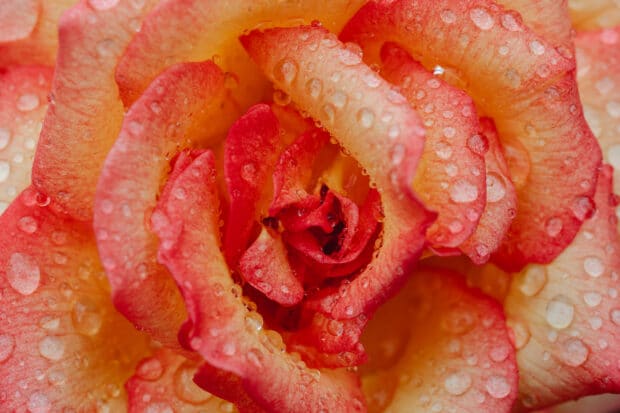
[362,268,518,412]
[32,0,159,220]
[380,43,486,249]
[0,187,150,411]
[0,65,52,215]
[152,150,366,412]
[242,25,434,320]
[341,0,602,271]
[504,165,620,409]
[94,61,233,348]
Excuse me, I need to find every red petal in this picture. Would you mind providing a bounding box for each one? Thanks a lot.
[461,118,517,264]
[239,227,304,306]
[0,65,53,215]
[380,43,486,249]
[152,150,366,412]
[94,61,230,348]
[0,187,150,411]
[0,0,39,43]
[575,28,620,193]
[0,0,76,66]
[127,349,233,412]
[361,268,518,412]
[224,103,282,264]
[504,165,620,409]
[115,0,367,107]
[341,0,602,271]
[32,0,159,220]
[242,25,434,320]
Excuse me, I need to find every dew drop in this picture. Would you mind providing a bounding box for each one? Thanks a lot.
[88,0,120,9]
[444,372,472,395]
[490,345,510,363]
[0,128,11,150]
[275,59,298,85]
[72,300,103,336]
[584,256,604,277]
[545,295,574,329]
[449,180,478,203]
[7,252,41,295]
[440,9,456,24]
[589,316,603,330]
[246,348,264,368]
[136,357,164,381]
[606,101,620,118]
[96,39,115,57]
[329,91,348,109]
[470,8,494,30]
[441,305,475,334]
[528,40,545,56]
[560,338,589,367]
[38,336,65,361]
[545,217,563,238]
[16,94,40,112]
[610,308,620,325]
[145,402,173,413]
[500,12,521,31]
[486,173,506,203]
[572,196,594,221]
[485,375,511,399]
[28,392,51,413]
[0,161,10,183]
[467,134,488,155]
[519,266,547,297]
[583,292,602,307]
[357,108,374,128]
[0,334,15,363]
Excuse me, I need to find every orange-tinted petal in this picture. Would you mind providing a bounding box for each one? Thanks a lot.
[32,0,158,220]
[152,150,366,412]
[575,28,620,194]
[569,0,620,29]
[380,43,486,249]
[94,61,232,348]
[0,187,150,411]
[505,165,620,409]
[0,0,39,43]
[242,25,434,320]
[361,268,518,412]
[0,65,52,215]
[341,0,602,271]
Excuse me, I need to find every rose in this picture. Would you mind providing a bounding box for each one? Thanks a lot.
[0,0,619,412]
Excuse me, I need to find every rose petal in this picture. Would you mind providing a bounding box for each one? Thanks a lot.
[380,43,486,249]
[239,227,304,306]
[32,0,159,220]
[569,0,620,29]
[0,187,150,411]
[224,103,282,264]
[0,65,52,215]
[341,0,602,271]
[116,0,368,108]
[0,0,39,43]
[127,349,232,412]
[94,61,233,348]
[0,0,76,66]
[461,118,517,264]
[361,268,518,412]
[152,150,366,412]
[242,24,434,320]
[504,165,620,409]
[575,28,620,194]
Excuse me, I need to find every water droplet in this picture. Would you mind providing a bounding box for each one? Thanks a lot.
[560,338,589,367]
[529,40,545,56]
[444,372,472,395]
[584,256,604,277]
[0,161,10,183]
[545,217,563,238]
[546,295,574,329]
[450,180,478,203]
[338,44,362,65]
[322,104,336,123]
[440,9,456,24]
[441,304,475,334]
[96,39,115,57]
[7,252,41,295]
[275,59,298,85]
[28,392,51,413]
[145,402,173,413]
[136,357,163,380]
[500,12,521,31]
[246,348,264,368]
[38,336,65,361]
[467,134,488,155]
[610,308,620,325]
[0,128,11,150]
[519,266,547,297]
[72,300,103,336]
[490,345,510,362]
[88,0,120,11]
[583,292,602,307]
[485,375,511,398]
[572,196,594,221]
[357,108,374,128]
[589,316,603,330]
[470,8,494,30]
[16,94,40,112]
[486,173,506,203]
[174,363,212,403]
[17,216,38,234]
[606,101,620,118]
[329,91,348,109]
[0,335,15,362]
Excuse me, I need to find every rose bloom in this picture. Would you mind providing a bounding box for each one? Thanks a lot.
[1,0,619,412]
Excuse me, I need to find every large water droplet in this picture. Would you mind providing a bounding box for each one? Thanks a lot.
[449,180,478,203]
[7,252,41,295]
[519,266,547,297]
[38,336,65,361]
[470,8,494,30]
[485,375,511,399]
[546,295,574,329]
[444,372,472,395]
[583,256,604,277]
[0,334,15,362]
[560,338,589,367]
